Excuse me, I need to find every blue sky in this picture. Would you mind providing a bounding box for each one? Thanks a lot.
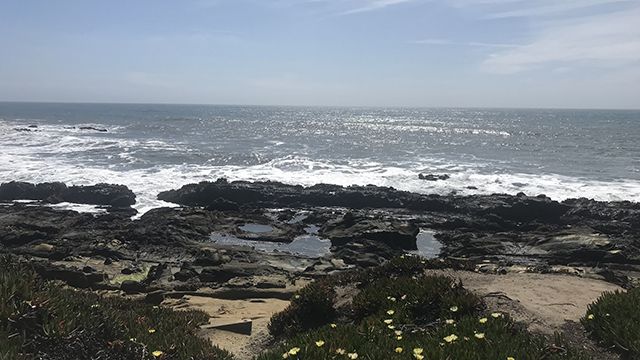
[1,0,639,108]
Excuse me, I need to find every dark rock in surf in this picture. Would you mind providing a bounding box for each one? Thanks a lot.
[62,183,136,207]
[79,126,108,132]
[418,173,450,181]
[0,181,135,207]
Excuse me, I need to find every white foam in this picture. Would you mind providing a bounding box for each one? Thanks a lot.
[2,121,639,215]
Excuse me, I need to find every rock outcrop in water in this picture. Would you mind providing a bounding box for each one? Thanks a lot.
[0,181,136,207]
[157,179,572,222]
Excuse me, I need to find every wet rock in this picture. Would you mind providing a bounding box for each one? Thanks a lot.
[63,183,136,207]
[193,250,224,266]
[0,181,38,201]
[121,280,146,294]
[144,263,169,285]
[121,267,140,275]
[255,279,286,289]
[144,290,165,305]
[158,180,410,209]
[1,229,49,246]
[198,263,274,283]
[320,213,419,250]
[174,265,198,282]
[0,181,134,207]
[79,126,108,132]
[418,173,450,181]
[205,198,240,211]
[34,264,106,289]
[32,243,55,252]
[332,240,390,267]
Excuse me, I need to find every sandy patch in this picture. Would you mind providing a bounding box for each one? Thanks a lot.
[165,296,290,359]
[427,270,623,333]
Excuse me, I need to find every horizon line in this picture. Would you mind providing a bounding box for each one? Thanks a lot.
[1,100,638,112]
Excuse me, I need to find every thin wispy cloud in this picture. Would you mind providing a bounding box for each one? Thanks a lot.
[340,0,415,15]
[410,38,520,48]
[484,0,634,19]
[482,6,640,73]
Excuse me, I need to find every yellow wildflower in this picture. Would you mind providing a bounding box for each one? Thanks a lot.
[396,336,403,340]
[413,348,424,355]
[148,329,156,334]
[491,312,502,318]
[347,352,358,359]
[443,334,458,343]
[387,310,395,315]
[587,314,595,320]
[445,319,455,324]
[288,347,301,356]
[384,319,393,324]
[394,330,402,336]
[507,357,515,360]
[401,295,407,300]
[388,296,397,302]
[151,351,163,357]
[315,340,325,347]
[336,348,346,355]
[450,306,458,312]
[474,333,485,339]
[388,325,396,329]
[282,353,288,359]
[479,317,488,324]
[395,347,403,353]
[330,323,337,328]
[414,355,424,360]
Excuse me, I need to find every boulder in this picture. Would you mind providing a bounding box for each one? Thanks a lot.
[121,280,146,294]
[320,213,419,250]
[63,183,136,207]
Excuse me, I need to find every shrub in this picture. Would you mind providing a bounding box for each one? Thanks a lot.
[582,288,640,357]
[268,281,336,338]
[258,309,587,360]
[262,257,587,360]
[351,275,482,324]
[0,256,234,360]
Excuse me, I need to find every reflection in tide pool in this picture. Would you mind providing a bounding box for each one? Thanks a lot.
[239,223,275,233]
[411,229,442,258]
[210,225,330,258]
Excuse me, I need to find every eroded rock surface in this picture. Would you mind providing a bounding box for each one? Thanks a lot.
[1,179,639,291]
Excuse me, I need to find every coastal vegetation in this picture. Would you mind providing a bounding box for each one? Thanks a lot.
[260,256,588,360]
[583,288,640,357]
[0,256,233,360]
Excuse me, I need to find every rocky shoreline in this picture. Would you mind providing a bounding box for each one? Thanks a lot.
[1,179,639,295]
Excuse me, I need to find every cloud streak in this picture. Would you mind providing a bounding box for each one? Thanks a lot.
[410,38,520,48]
[482,6,640,73]
[339,0,415,15]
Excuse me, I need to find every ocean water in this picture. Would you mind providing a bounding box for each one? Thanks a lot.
[1,102,639,214]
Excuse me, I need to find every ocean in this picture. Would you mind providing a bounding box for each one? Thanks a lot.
[1,102,639,214]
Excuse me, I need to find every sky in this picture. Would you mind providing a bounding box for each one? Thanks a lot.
[0,0,639,109]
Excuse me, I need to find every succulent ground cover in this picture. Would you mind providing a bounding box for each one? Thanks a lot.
[261,256,588,360]
[583,288,640,358]
[0,256,233,360]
